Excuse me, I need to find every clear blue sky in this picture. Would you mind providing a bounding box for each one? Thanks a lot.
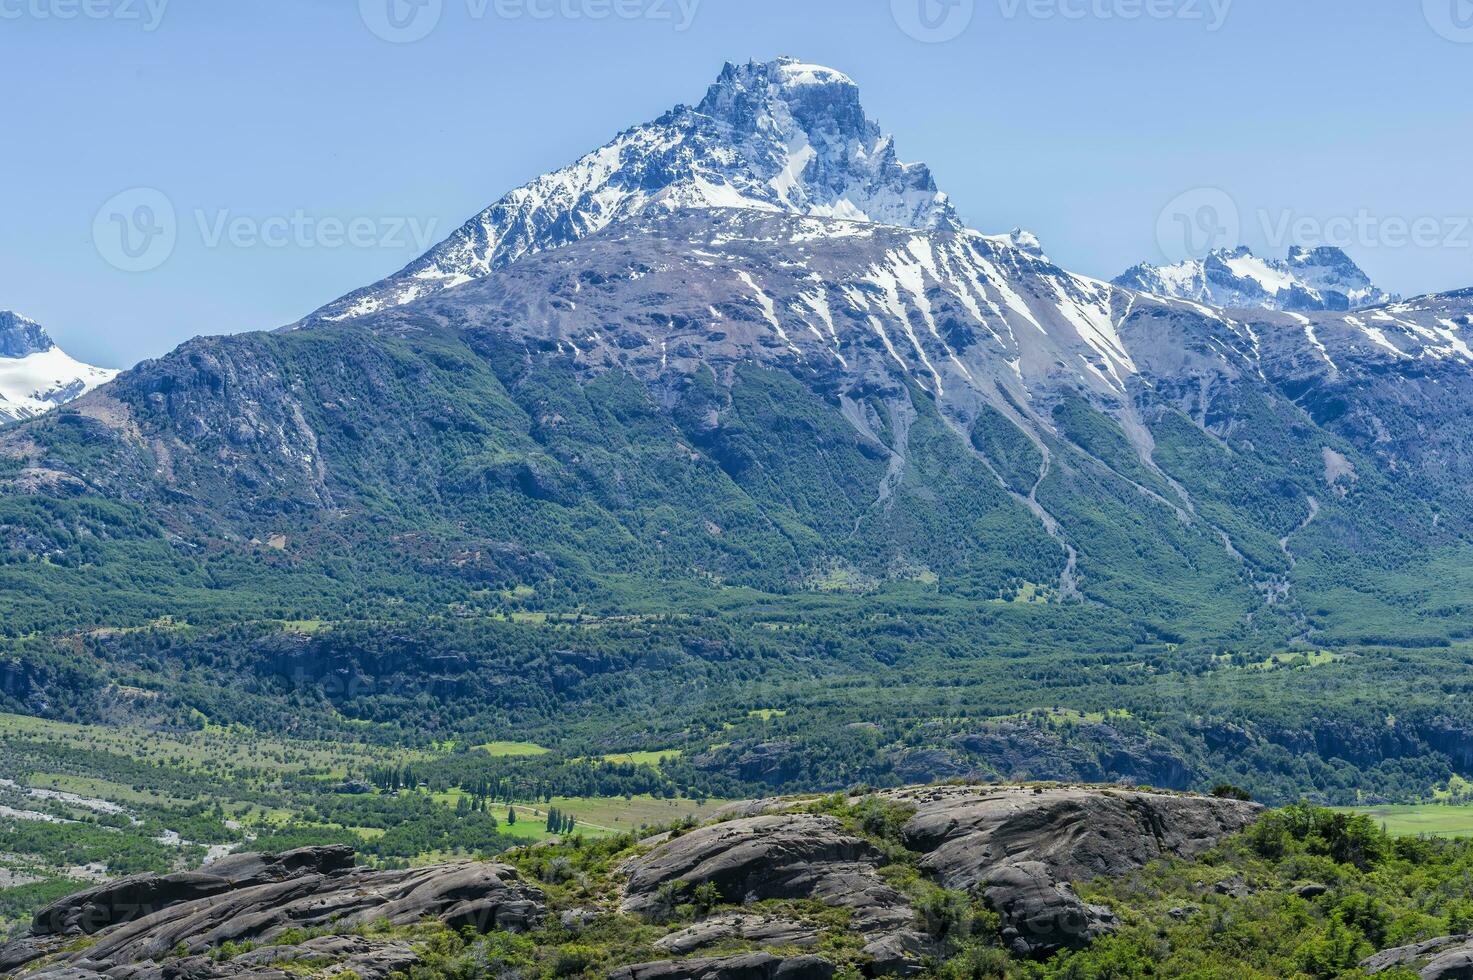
[3,0,1471,367]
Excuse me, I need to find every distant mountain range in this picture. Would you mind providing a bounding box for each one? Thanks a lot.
[1114,245,1395,312]
[0,311,116,424]
[1,57,1468,653]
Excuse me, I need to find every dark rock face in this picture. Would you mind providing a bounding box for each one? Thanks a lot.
[893,785,1261,956]
[3,848,545,979]
[621,814,909,933]
[0,310,55,358]
[1363,935,1473,978]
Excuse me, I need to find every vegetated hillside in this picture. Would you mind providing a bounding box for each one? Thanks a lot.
[4,213,1472,643]
[2,282,1473,805]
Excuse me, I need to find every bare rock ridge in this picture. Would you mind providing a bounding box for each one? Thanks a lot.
[3,846,547,979]
[1363,934,1473,980]
[0,786,1261,979]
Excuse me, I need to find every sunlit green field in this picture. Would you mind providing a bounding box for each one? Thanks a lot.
[1336,805,1473,838]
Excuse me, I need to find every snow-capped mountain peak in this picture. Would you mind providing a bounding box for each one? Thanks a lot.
[0,310,54,359]
[306,56,961,323]
[1113,246,1395,312]
[0,311,118,424]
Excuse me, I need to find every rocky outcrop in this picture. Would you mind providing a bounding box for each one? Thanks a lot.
[610,951,836,980]
[1363,935,1473,979]
[892,785,1261,956]
[620,813,930,973]
[31,846,356,936]
[625,785,1259,971]
[2,847,545,979]
[1,786,1263,979]
[655,914,821,955]
[621,814,899,923]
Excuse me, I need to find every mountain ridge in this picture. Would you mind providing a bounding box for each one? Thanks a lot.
[1114,245,1395,312]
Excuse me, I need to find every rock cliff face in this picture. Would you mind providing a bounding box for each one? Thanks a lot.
[0,786,1261,979]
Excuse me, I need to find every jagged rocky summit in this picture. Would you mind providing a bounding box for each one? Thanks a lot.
[304,57,962,324]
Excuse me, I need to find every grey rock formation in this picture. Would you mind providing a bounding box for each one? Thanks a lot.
[0,786,1265,978]
[655,914,821,955]
[891,784,1261,956]
[32,846,356,936]
[610,951,836,980]
[621,812,929,974]
[624,785,1259,968]
[3,848,545,979]
[621,813,911,935]
[1363,935,1473,978]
